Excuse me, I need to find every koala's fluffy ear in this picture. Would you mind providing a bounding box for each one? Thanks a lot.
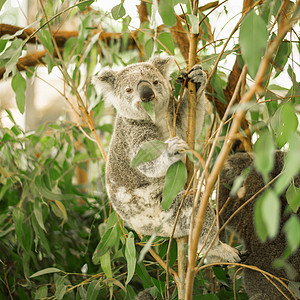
[149,56,174,77]
[92,69,117,97]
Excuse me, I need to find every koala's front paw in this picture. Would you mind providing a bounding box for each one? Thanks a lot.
[165,137,188,158]
[176,65,207,91]
[188,65,207,91]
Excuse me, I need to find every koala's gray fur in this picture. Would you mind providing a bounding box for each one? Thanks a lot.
[219,151,300,300]
[93,57,241,264]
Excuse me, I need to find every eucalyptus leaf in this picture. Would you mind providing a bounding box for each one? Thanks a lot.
[125,232,136,285]
[239,11,268,79]
[55,280,66,300]
[92,226,118,263]
[140,101,155,122]
[286,184,300,213]
[111,3,126,20]
[30,267,62,278]
[86,280,101,300]
[35,286,48,299]
[275,134,300,195]
[261,190,280,239]
[100,251,113,279]
[284,215,300,253]
[162,160,187,210]
[230,168,249,197]
[289,281,300,298]
[253,130,275,182]
[158,0,176,27]
[271,103,298,148]
[157,32,175,55]
[11,71,26,114]
[187,14,199,34]
[254,195,268,242]
[131,140,167,168]
[34,198,46,232]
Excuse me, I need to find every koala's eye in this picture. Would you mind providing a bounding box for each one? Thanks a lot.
[125,87,133,94]
[153,80,159,85]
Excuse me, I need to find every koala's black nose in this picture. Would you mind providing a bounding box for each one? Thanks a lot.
[137,81,155,102]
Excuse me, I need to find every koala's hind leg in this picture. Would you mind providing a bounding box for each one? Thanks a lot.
[197,202,241,263]
[165,192,241,263]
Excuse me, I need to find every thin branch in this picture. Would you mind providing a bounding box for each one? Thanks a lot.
[198,262,297,299]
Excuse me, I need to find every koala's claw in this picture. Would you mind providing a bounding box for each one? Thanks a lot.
[188,65,207,87]
[176,71,188,85]
[176,64,207,90]
[165,137,188,156]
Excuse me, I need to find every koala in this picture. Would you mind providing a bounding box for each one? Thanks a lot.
[219,151,300,300]
[93,56,241,264]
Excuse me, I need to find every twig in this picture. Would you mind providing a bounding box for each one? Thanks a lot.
[199,262,297,299]
[3,266,13,300]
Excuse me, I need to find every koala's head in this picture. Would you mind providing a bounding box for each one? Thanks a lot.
[93,56,173,120]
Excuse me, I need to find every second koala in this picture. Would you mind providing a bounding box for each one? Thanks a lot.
[93,57,240,263]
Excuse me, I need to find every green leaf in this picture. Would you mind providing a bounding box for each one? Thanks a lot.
[34,198,46,232]
[230,168,249,196]
[253,130,275,182]
[38,30,53,54]
[136,263,153,288]
[0,0,6,11]
[111,3,126,20]
[261,190,280,239]
[11,71,26,114]
[210,72,227,104]
[157,32,175,55]
[286,65,300,102]
[254,195,268,242]
[131,140,167,168]
[239,10,268,79]
[145,38,154,58]
[63,37,78,62]
[86,280,101,300]
[0,39,23,78]
[30,267,62,278]
[140,101,155,122]
[78,0,94,11]
[275,134,300,195]
[274,40,291,76]
[286,184,300,213]
[158,0,176,27]
[284,215,300,253]
[55,277,67,300]
[12,208,25,248]
[36,175,75,201]
[92,226,118,263]
[0,38,8,53]
[187,14,199,34]
[31,215,52,257]
[125,232,136,285]
[77,286,87,299]
[100,252,112,279]
[289,281,300,299]
[271,103,298,148]
[213,267,229,286]
[35,286,48,300]
[162,160,187,210]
